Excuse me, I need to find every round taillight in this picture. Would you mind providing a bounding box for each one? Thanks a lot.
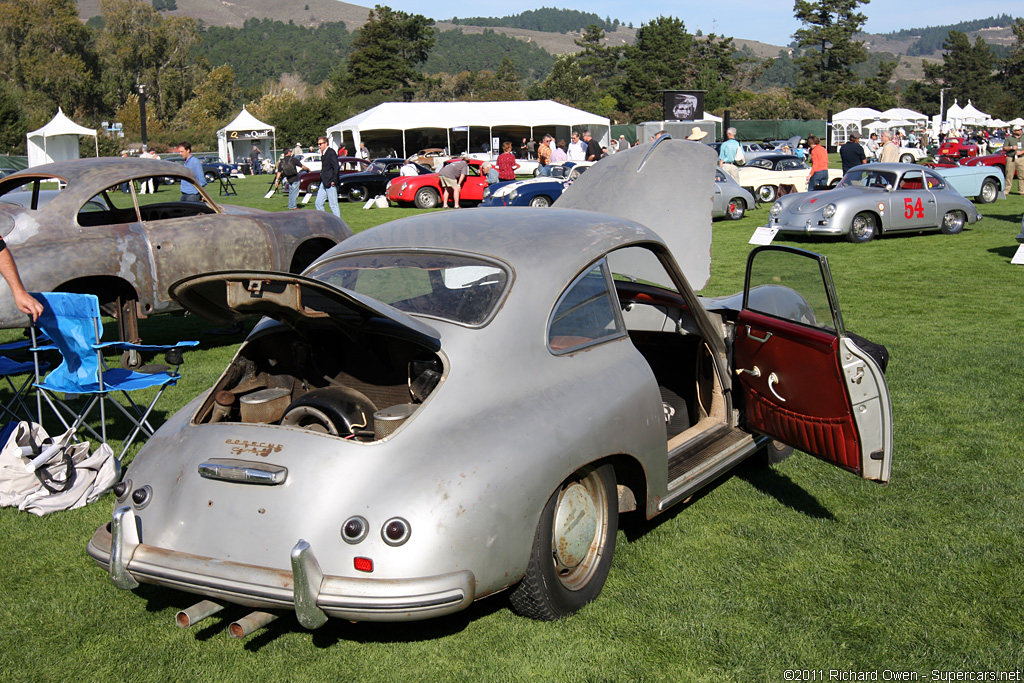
[131,485,152,509]
[381,517,411,546]
[113,480,131,500]
[341,516,368,544]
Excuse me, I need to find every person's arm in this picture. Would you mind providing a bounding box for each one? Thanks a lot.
[0,246,42,321]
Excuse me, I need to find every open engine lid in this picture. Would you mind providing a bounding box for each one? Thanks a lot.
[170,270,441,350]
[556,136,716,290]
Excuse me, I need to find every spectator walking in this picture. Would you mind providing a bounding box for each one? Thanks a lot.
[840,131,866,174]
[250,145,262,175]
[314,136,341,218]
[567,132,586,161]
[718,127,741,181]
[877,132,900,163]
[805,134,829,190]
[495,142,520,181]
[273,148,311,210]
[1004,125,1024,196]
[178,141,207,202]
[582,130,601,162]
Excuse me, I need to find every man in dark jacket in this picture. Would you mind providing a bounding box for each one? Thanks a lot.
[314,136,341,217]
[840,131,867,174]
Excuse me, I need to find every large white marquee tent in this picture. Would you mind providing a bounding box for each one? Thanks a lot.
[26,108,98,167]
[326,101,611,158]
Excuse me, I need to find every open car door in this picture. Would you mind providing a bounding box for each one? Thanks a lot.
[733,245,893,483]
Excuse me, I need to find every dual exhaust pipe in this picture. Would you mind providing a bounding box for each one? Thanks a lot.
[175,600,278,638]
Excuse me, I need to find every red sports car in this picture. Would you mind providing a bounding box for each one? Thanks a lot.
[936,138,979,160]
[961,150,1013,174]
[386,159,489,208]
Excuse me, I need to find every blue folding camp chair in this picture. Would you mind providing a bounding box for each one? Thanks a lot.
[0,338,45,423]
[30,292,198,457]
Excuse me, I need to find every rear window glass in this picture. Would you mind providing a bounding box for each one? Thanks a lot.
[306,251,510,326]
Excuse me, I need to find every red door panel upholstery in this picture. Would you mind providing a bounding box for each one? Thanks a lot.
[735,310,861,473]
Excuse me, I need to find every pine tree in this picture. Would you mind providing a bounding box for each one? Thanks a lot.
[792,0,868,103]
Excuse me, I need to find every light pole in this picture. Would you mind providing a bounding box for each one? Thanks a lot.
[138,84,148,148]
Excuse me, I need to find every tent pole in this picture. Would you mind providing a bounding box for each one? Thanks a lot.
[446,129,451,155]
[402,130,407,159]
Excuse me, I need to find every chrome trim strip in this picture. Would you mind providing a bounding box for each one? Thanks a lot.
[198,458,288,485]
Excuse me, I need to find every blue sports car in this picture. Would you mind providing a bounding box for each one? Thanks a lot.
[480,162,593,208]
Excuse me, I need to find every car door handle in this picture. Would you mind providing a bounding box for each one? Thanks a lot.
[745,326,772,343]
[768,372,787,402]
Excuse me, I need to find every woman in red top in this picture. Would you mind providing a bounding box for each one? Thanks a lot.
[495,142,520,181]
[806,134,829,191]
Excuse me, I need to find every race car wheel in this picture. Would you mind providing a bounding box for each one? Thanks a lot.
[899,153,914,163]
[756,185,777,203]
[726,198,746,220]
[509,464,617,620]
[847,212,878,243]
[940,210,966,235]
[413,187,439,209]
[529,195,552,207]
[348,185,369,203]
[977,179,998,204]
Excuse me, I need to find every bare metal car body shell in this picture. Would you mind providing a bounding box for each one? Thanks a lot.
[0,157,352,330]
[86,140,894,626]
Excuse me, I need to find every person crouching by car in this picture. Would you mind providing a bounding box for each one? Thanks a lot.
[806,135,829,190]
[439,156,469,208]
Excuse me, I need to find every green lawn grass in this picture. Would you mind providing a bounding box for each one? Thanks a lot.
[1,173,1022,681]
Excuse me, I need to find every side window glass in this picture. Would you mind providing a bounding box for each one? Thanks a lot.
[548,261,624,353]
[924,172,945,190]
[79,183,140,226]
[744,246,842,334]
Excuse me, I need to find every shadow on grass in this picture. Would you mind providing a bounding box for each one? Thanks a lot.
[733,458,836,520]
[988,245,1020,260]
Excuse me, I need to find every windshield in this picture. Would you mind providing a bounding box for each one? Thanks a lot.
[305,251,511,326]
[837,169,897,189]
[368,161,388,174]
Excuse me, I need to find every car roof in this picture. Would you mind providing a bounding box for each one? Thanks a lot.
[0,157,207,218]
[329,207,666,293]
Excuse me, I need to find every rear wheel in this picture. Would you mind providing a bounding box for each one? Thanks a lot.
[899,153,914,163]
[529,195,552,207]
[413,187,439,209]
[977,179,998,204]
[348,185,370,203]
[756,185,777,203]
[509,464,617,620]
[726,198,746,220]
[847,212,877,243]
[940,210,965,235]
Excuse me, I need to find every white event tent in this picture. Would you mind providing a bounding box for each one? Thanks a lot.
[832,108,882,145]
[216,107,276,168]
[26,108,98,167]
[326,101,611,159]
[959,100,990,126]
[945,100,965,128]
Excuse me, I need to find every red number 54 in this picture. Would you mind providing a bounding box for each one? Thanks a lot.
[903,197,924,219]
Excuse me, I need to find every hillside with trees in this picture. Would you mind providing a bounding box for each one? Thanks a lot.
[448,8,621,33]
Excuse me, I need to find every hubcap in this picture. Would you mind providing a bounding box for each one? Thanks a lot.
[552,475,605,589]
[851,215,872,240]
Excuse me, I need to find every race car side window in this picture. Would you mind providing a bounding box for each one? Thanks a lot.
[924,171,946,190]
[548,261,625,353]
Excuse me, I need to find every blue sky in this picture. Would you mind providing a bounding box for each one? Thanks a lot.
[388,0,1021,46]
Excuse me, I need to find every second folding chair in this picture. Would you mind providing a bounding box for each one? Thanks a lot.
[30,292,198,457]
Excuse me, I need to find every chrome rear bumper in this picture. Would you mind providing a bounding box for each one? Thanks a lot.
[87,507,475,625]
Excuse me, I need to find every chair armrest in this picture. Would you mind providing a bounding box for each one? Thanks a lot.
[94,340,200,352]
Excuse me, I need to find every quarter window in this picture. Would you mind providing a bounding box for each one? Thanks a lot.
[548,261,624,353]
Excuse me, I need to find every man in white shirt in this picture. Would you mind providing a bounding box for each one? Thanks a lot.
[567,132,586,161]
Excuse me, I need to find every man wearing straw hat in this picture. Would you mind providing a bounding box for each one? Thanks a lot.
[685,127,708,142]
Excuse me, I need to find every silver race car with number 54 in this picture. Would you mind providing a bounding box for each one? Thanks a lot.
[765,163,982,243]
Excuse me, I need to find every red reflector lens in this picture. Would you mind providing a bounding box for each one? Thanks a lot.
[354,557,373,573]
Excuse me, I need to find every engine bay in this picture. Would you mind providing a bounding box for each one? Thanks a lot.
[194,323,444,442]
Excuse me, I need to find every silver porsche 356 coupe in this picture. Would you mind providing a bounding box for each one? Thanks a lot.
[86,139,893,634]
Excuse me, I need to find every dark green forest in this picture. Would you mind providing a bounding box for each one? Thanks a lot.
[195,19,353,89]
[448,8,621,33]
[422,29,555,80]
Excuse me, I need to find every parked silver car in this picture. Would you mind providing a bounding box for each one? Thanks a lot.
[713,168,756,220]
[0,158,352,347]
[765,163,982,243]
[86,140,893,633]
